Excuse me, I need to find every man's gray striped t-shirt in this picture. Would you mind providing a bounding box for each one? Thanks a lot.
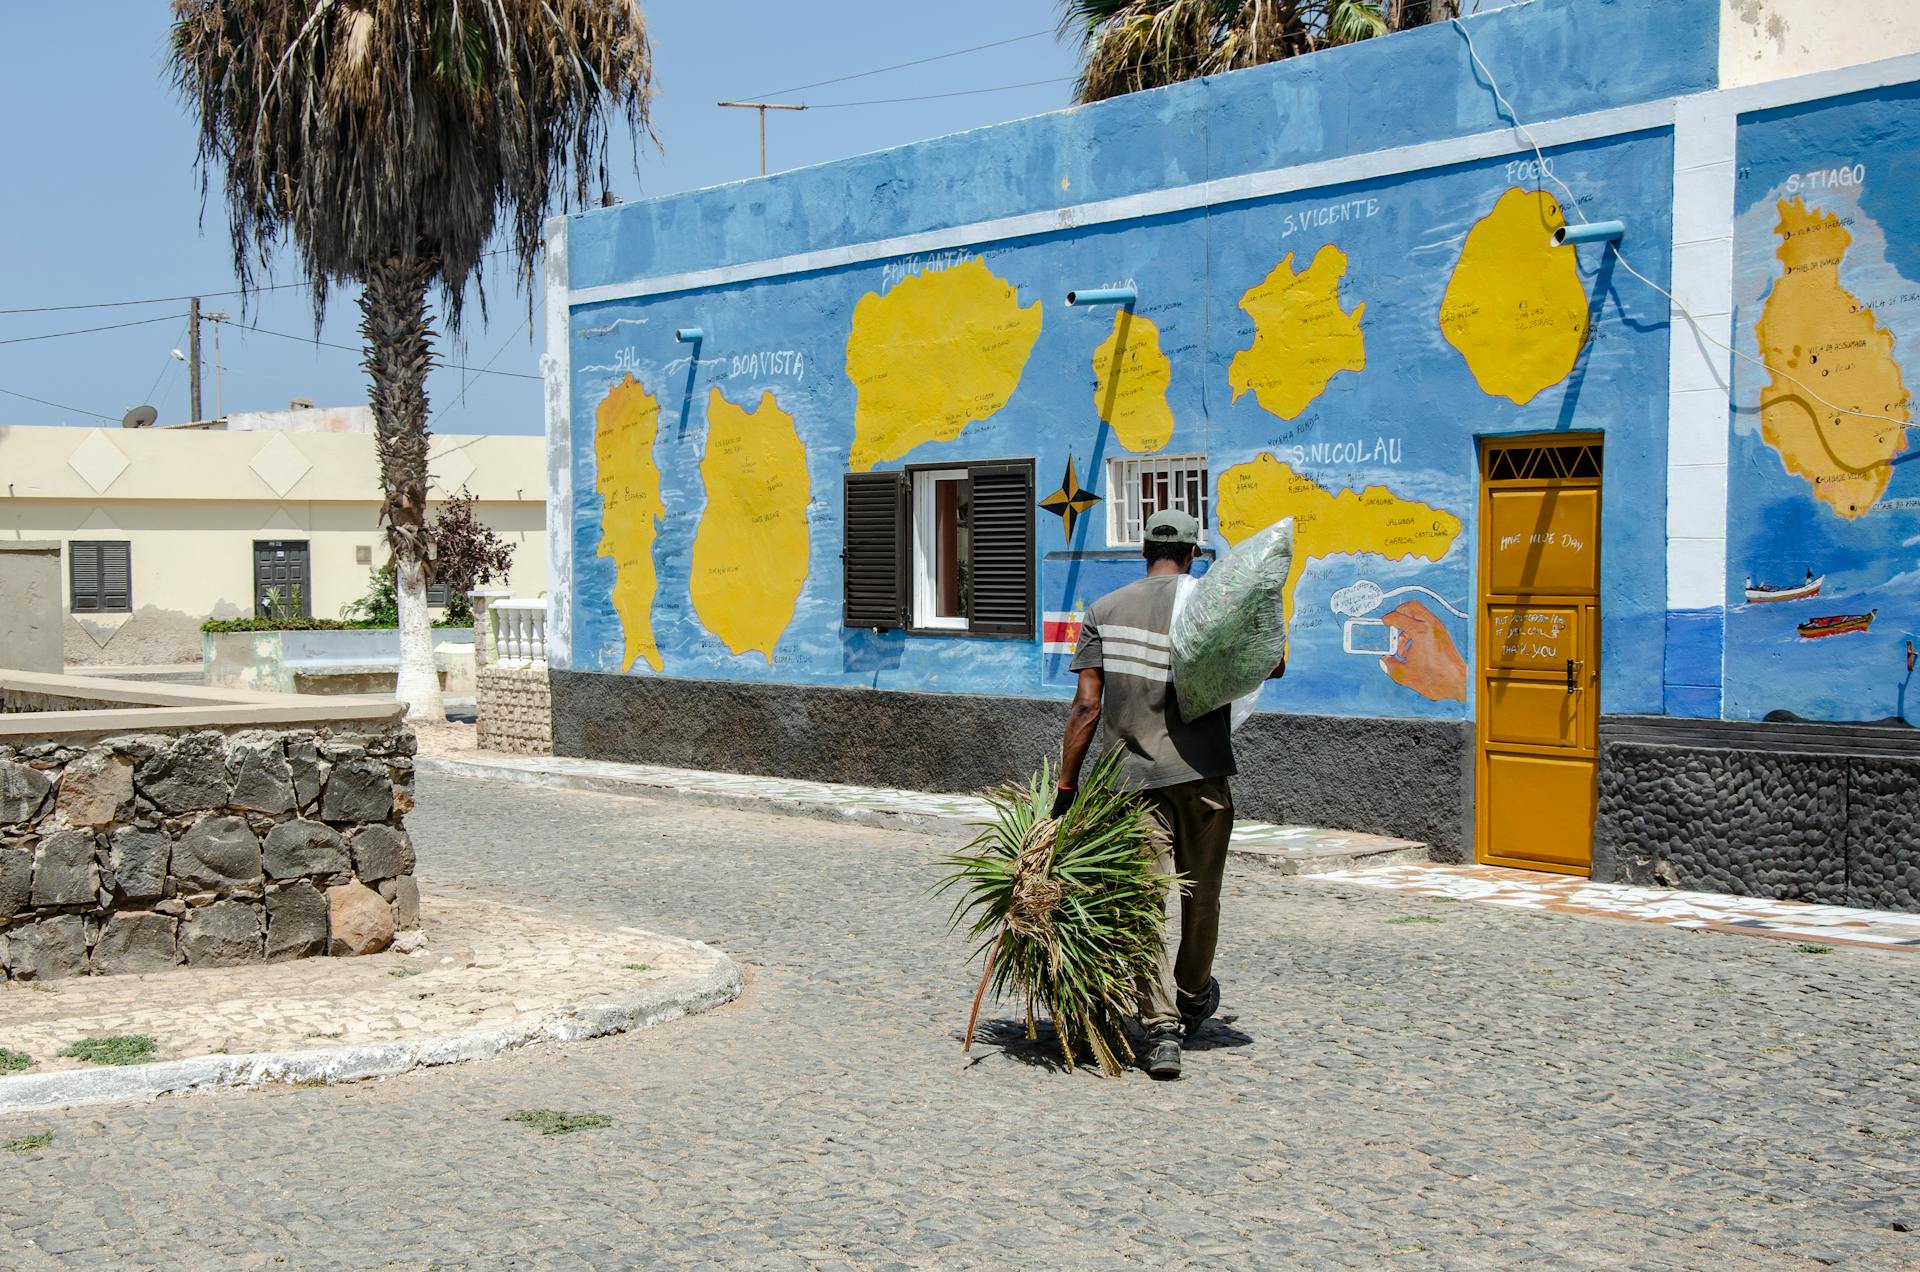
[1069,574,1235,791]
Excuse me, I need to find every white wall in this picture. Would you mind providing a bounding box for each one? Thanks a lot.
[1722,0,1920,87]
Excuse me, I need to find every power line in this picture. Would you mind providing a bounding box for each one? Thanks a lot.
[233,321,542,380]
[0,384,116,422]
[0,315,181,347]
[808,77,1074,110]
[432,316,533,425]
[0,281,312,317]
[0,249,518,317]
[739,28,1055,100]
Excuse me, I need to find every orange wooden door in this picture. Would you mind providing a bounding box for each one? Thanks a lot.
[1476,437,1602,875]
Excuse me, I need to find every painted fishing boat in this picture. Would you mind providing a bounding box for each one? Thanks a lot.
[1744,570,1823,603]
[1796,609,1876,639]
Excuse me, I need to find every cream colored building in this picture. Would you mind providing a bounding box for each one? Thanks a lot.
[0,421,546,666]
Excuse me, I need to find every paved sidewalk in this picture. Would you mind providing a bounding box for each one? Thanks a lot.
[420,731,1920,955]
[0,895,741,1112]
[418,749,1430,875]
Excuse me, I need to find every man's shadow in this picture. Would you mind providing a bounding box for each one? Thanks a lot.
[963,1015,1253,1073]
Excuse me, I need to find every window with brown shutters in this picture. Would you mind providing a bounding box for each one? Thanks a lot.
[843,471,909,629]
[964,461,1035,638]
[69,541,132,614]
[843,459,1034,639]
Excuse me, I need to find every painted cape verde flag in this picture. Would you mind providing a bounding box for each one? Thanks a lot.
[1043,611,1085,656]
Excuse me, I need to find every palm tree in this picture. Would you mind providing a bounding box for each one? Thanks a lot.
[170,0,654,722]
[1059,0,1458,103]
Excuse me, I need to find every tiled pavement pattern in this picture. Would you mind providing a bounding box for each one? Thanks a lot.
[0,899,717,1075]
[0,770,1913,1268]
[1322,864,1920,953]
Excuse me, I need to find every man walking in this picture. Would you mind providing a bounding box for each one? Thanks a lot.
[1053,508,1280,1080]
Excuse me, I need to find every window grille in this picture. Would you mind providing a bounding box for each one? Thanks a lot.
[1106,454,1210,546]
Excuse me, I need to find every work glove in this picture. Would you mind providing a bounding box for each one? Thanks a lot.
[1050,786,1076,819]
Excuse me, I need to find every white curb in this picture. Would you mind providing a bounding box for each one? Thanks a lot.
[0,934,743,1116]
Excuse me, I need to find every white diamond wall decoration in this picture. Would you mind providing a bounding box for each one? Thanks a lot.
[67,431,130,494]
[249,433,314,498]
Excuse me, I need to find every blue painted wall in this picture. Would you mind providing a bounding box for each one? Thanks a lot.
[567,0,1715,295]
[1727,84,1920,725]
[563,0,1714,724]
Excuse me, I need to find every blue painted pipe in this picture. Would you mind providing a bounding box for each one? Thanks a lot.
[1552,220,1626,247]
[674,327,704,343]
[1065,287,1137,307]
[1890,448,1920,467]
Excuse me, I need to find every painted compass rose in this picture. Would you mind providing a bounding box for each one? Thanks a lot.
[1038,456,1101,545]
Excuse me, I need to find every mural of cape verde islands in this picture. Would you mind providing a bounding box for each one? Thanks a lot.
[566,129,1673,708]
[1725,83,1920,724]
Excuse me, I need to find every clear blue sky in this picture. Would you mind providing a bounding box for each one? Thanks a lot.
[0,2,1082,434]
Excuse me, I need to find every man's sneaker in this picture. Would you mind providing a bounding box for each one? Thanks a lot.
[1179,976,1220,1040]
[1145,1027,1183,1080]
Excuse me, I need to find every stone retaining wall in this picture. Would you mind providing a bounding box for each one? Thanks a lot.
[476,666,551,756]
[0,724,419,979]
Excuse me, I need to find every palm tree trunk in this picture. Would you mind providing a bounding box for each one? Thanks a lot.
[360,253,445,726]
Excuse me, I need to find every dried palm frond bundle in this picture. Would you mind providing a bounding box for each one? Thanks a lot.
[938,751,1178,1076]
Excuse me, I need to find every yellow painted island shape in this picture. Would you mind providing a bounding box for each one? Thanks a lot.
[1440,188,1590,405]
[1755,196,1910,518]
[1215,452,1463,629]
[845,257,1042,471]
[690,388,811,661]
[1093,309,1175,453]
[594,375,665,673]
[1228,245,1367,420]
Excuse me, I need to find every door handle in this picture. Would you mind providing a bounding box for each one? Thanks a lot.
[1566,658,1582,694]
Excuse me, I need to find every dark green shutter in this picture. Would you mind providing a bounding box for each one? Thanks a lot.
[843,471,908,629]
[966,461,1034,637]
[69,543,100,613]
[99,542,131,612]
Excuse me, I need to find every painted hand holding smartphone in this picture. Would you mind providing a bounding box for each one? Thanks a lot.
[1329,579,1468,703]
[1379,600,1468,702]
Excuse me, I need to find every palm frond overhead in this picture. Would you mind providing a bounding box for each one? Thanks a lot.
[1058,0,1452,104]
[169,0,655,327]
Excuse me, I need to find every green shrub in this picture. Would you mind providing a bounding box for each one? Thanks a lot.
[0,1048,32,1072]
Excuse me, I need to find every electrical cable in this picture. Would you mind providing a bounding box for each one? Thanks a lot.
[140,320,192,405]
[807,77,1074,110]
[0,384,115,422]
[1451,16,1913,440]
[431,316,533,425]
[231,322,541,380]
[738,28,1057,101]
[0,315,181,347]
[0,281,313,317]
[0,249,515,317]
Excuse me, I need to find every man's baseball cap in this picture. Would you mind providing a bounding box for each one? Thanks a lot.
[1143,508,1201,546]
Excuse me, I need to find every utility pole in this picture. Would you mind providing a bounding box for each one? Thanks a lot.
[188,296,203,423]
[202,311,230,422]
[716,101,806,176]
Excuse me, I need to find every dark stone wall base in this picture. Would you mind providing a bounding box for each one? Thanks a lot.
[551,672,1471,859]
[1596,716,1920,913]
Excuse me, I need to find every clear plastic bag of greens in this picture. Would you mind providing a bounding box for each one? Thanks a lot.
[1170,518,1293,724]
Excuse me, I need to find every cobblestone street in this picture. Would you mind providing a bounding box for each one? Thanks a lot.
[1,770,1915,1270]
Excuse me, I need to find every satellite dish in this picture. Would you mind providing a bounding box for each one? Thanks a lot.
[122,405,159,429]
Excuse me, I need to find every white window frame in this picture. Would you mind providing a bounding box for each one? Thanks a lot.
[910,468,969,631]
[1106,453,1210,547]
